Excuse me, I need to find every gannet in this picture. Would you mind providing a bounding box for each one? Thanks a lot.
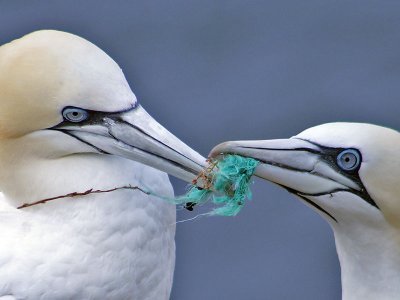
[211,122,400,300]
[0,30,206,299]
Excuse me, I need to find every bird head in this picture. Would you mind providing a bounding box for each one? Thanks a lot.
[210,123,400,228]
[0,30,206,183]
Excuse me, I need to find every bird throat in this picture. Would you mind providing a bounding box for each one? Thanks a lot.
[333,214,400,300]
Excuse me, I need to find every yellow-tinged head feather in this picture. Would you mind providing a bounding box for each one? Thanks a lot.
[0,30,135,137]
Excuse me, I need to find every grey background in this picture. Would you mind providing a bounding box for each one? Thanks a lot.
[1,1,400,299]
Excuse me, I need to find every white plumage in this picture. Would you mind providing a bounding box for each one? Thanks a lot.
[0,158,175,299]
[211,122,400,300]
[0,30,205,299]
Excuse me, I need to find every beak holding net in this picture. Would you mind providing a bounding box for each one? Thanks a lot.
[174,155,259,217]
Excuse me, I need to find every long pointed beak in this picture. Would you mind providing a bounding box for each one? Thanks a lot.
[209,138,361,195]
[56,105,207,183]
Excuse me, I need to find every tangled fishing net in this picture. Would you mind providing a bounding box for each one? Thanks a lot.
[175,155,259,216]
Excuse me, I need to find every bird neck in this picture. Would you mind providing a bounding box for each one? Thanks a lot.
[333,216,400,300]
[0,135,176,299]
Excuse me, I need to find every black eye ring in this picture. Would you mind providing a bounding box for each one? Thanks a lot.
[62,107,89,123]
[337,149,361,171]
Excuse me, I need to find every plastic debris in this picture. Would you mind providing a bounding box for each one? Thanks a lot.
[175,155,259,216]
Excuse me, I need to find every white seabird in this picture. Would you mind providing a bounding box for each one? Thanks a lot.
[0,30,206,299]
[211,122,400,300]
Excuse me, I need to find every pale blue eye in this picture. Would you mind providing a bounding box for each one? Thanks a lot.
[337,149,361,171]
[62,107,89,123]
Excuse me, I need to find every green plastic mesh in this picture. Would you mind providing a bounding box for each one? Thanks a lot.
[175,155,259,216]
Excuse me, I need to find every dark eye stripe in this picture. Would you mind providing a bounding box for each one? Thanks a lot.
[294,139,379,210]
